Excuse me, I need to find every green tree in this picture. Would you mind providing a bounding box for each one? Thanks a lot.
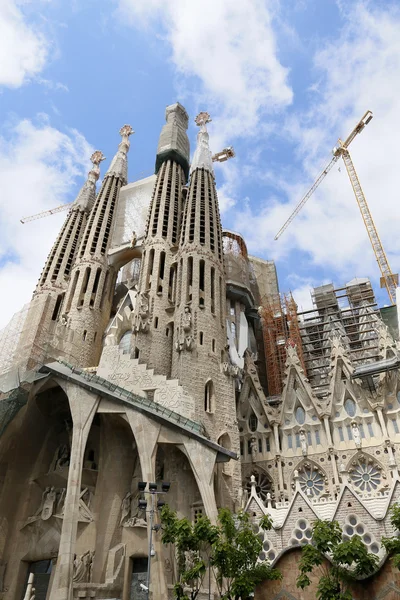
[297,519,379,600]
[160,505,281,600]
[382,502,400,569]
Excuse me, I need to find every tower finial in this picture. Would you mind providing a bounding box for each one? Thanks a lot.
[119,124,134,140]
[104,125,134,184]
[191,111,214,174]
[195,112,212,131]
[91,150,106,166]
[87,151,105,185]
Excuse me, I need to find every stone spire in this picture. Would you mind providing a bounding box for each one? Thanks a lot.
[36,150,105,292]
[73,150,106,213]
[61,126,134,367]
[155,102,190,178]
[132,104,190,374]
[190,112,214,175]
[171,111,231,440]
[104,125,134,185]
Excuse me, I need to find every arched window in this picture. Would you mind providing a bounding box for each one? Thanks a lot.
[295,406,305,425]
[344,398,356,417]
[249,413,258,432]
[119,331,131,354]
[204,380,215,413]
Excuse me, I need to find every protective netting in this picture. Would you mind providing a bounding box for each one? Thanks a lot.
[111,175,156,248]
[0,303,29,376]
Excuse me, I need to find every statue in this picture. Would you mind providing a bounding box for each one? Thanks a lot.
[120,492,132,526]
[182,306,192,332]
[50,444,70,471]
[185,335,194,351]
[300,430,308,456]
[41,487,56,520]
[250,437,257,462]
[351,422,361,448]
[56,488,66,515]
[73,551,94,583]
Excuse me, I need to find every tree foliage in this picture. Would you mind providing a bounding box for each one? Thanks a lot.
[297,519,379,600]
[160,505,281,600]
[382,502,400,569]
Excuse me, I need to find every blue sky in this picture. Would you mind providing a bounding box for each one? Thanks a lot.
[1,0,400,328]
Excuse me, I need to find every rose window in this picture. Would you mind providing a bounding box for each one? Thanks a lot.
[245,472,273,502]
[298,466,324,498]
[350,460,381,492]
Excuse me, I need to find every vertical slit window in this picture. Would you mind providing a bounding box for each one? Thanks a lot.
[199,260,205,307]
[147,249,155,290]
[186,257,193,303]
[210,267,215,313]
[177,258,183,305]
[168,263,176,303]
[100,272,109,309]
[158,251,166,294]
[78,267,91,307]
[65,270,79,313]
[51,294,64,321]
[152,163,165,236]
[90,268,102,307]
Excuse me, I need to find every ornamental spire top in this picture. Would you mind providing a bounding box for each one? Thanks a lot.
[73,150,105,213]
[88,150,106,183]
[190,112,214,175]
[105,125,134,184]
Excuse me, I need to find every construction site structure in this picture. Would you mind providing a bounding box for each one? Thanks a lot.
[275,111,399,305]
[258,292,307,397]
[296,277,384,395]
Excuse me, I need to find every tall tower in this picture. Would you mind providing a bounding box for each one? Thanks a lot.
[62,125,134,367]
[15,152,105,372]
[171,112,236,443]
[132,103,190,375]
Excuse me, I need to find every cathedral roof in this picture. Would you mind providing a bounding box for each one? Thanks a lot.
[39,361,237,463]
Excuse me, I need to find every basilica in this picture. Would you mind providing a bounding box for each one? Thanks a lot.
[0,102,400,600]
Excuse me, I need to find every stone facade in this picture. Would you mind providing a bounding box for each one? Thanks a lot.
[1,102,400,600]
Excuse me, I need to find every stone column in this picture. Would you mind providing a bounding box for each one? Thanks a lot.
[126,413,168,600]
[329,448,340,489]
[182,439,218,523]
[51,382,99,600]
[323,416,333,446]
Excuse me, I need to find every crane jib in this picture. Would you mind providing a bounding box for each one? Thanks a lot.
[274,110,397,305]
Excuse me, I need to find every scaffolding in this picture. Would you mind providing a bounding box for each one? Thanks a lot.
[259,296,288,396]
[297,278,381,395]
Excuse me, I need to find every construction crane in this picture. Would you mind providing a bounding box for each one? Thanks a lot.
[274,110,398,305]
[20,203,72,224]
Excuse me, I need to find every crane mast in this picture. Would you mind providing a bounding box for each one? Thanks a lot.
[340,149,398,304]
[275,110,398,305]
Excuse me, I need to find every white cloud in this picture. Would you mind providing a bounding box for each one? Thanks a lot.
[232,2,400,301]
[117,0,293,143]
[0,0,50,87]
[0,116,93,329]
